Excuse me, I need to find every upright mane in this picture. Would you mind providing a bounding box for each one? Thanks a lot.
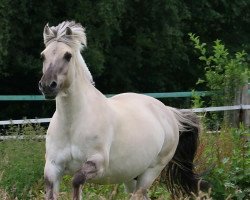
[43,21,94,85]
[43,21,87,51]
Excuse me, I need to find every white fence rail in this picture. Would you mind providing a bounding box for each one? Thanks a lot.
[0,104,249,141]
[182,104,250,113]
[0,118,51,125]
[0,104,249,126]
[0,135,45,140]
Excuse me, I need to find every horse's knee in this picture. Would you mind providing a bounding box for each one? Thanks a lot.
[72,170,86,187]
[72,161,98,200]
[44,161,62,199]
[45,176,53,188]
[72,161,97,187]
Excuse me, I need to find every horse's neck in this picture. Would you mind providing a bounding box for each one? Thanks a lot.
[56,84,86,119]
[55,56,105,122]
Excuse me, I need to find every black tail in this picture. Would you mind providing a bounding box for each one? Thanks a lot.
[162,109,209,197]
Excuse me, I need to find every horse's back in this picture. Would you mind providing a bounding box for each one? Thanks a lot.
[109,92,179,147]
[109,93,178,133]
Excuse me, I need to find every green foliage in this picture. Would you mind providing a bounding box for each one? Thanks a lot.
[189,33,249,107]
[5,0,250,94]
[191,90,204,108]
[198,126,250,199]
[5,122,46,136]
[189,34,249,127]
[1,0,250,118]
[186,0,250,53]
[0,0,11,77]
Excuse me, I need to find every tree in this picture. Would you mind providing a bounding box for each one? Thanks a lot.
[0,0,249,119]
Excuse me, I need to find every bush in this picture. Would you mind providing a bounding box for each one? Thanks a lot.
[196,125,250,199]
[189,34,249,106]
[189,34,249,128]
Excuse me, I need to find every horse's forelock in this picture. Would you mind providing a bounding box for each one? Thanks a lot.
[43,21,87,51]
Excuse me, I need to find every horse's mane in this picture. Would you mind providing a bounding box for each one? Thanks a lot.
[43,21,94,85]
[43,21,87,50]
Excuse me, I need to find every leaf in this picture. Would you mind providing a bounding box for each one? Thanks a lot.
[196,78,205,85]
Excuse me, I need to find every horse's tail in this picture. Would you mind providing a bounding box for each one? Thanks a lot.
[162,107,209,197]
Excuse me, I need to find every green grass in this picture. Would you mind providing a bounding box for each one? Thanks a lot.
[0,140,44,199]
[0,124,249,199]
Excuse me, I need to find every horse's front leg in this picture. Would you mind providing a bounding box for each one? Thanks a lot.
[72,154,105,200]
[44,160,62,200]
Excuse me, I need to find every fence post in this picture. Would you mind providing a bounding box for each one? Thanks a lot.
[227,82,249,127]
[240,83,250,127]
[225,86,241,127]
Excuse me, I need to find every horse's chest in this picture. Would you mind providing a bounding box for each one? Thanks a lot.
[55,144,89,174]
[46,131,101,174]
[63,145,85,174]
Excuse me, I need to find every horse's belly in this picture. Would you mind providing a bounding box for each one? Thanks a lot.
[90,164,145,184]
[95,135,165,184]
[91,152,159,184]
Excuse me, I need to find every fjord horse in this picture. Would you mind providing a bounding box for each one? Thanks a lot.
[39,21,205,200]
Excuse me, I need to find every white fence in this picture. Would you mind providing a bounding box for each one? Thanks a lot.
[0,104,249,126]
[0,104,249,141]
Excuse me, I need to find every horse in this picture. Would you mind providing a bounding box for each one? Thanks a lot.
[39,21,206,200]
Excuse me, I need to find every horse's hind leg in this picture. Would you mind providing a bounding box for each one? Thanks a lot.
[129,188,149,200]
[134,152,175,200]
[134,165,164,200]
[124,179,137,194]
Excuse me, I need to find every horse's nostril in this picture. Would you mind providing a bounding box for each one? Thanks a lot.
[50,81,57,89]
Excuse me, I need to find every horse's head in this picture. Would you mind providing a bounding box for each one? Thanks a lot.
[39,40,73,99]
[39,21,88,99]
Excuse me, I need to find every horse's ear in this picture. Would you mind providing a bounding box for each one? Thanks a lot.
[43,23,54,45]
[65,27,72,36]
[44,23,54,36]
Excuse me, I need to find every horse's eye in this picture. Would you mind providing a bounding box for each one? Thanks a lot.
[64,52,72,62]
[40,54,45,62]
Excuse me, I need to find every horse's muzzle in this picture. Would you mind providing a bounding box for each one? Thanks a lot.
[38,80,58,99]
